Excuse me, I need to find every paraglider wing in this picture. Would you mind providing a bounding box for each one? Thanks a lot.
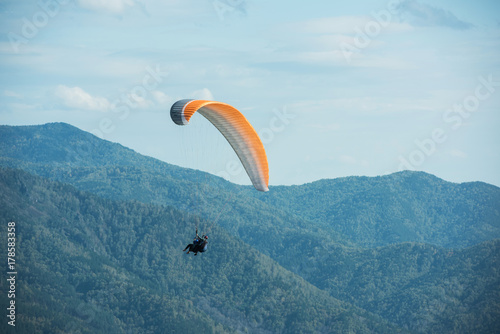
[170,99,269,192]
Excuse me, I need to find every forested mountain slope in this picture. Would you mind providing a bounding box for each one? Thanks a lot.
[0,167,396,333]
[1,123,500,333]
[257,173,500,248]
[1,123,499,250]
[278,239,500,333]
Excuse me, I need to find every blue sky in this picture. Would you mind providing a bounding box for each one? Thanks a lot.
[1,0,499,187]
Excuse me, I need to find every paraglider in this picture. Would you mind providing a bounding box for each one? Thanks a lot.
[171,99,269,256]
[183,229,208,256]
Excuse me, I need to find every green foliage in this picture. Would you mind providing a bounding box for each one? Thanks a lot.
[1,123,499,250]
[283,241,500,333]
[0,168,398,333]
[257,173,500,248]
[1,123,500,333]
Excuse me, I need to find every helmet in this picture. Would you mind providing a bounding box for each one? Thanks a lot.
[204,235,208,239]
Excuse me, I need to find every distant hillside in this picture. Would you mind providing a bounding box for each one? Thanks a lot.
[258,172,500,248]
[0,122,230,192]
[0,167,398,334]
[0,123,353,254]
[1,123,500,333]
[1,167,499,333]
[1,123,499,250]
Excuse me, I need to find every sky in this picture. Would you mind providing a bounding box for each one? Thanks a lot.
[1,0,499,187]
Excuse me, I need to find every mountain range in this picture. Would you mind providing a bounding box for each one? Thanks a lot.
[0,122,499,333]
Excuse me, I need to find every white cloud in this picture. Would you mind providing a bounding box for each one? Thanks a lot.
[273,16,413,68]
[151,91,173,105]
[108,90,172,113]
[54,85,111,112]
[189,88,214,100]
[3,90,22,98]
[77,0,137,15]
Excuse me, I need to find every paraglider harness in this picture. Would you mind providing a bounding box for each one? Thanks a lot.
[184,229,208,255]
[196,236,208,253]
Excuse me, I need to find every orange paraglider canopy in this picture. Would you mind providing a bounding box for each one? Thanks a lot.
[171,99,269,192]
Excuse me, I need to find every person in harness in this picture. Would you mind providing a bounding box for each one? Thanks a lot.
[183,230,208,256]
